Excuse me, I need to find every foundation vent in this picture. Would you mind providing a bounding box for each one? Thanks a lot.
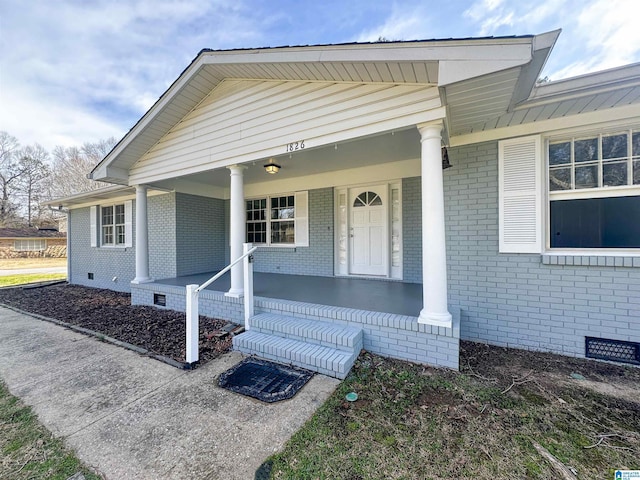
[585,337,640,365]
[153,293,167,307]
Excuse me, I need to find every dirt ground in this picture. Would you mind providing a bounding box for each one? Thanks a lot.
[0,283,233,365]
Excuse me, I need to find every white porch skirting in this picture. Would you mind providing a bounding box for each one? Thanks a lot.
[131,282,460,370]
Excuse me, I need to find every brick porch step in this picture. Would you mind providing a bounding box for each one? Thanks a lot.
[232,313,363,379]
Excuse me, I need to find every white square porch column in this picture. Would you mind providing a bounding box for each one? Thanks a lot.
[417,122,452,328]
[132,185,151,284]
[226,165,246,298]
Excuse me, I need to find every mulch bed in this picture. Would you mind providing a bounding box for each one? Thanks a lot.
[0,283,235,366]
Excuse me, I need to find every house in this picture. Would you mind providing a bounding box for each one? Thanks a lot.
[48,30,640,377]
[0,227,66,258]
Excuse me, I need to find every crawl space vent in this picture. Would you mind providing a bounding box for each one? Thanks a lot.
[585,337,640,365]
[153,293,166,307]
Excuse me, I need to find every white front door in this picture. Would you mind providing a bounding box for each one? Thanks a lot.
[349,185,388,276]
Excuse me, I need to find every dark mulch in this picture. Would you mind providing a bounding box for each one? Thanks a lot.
[0,283,234,366]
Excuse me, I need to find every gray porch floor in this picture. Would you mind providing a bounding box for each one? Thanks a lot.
[155,272,423,317]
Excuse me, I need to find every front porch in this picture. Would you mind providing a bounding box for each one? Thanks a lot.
[131,272,460,373]
[155,271,423,317]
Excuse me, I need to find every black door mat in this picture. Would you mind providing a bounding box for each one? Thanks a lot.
[218,357,314,403]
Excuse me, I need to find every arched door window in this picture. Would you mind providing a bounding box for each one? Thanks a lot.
[353,191,383,207]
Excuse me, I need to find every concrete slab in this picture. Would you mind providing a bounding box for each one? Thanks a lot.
[0,306,339,479]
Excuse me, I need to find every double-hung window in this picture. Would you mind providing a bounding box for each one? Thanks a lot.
[90,201,132,248]
[101,204,126,246]
[245,192,308,247]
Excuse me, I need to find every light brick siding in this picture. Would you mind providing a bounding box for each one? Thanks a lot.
[69,205,136,292]
[69,193,233,291]
[149,193,177,280]
[131,282,460,369]
[175,193,226,276]
[241,187,335,277]
[445,141,640,357]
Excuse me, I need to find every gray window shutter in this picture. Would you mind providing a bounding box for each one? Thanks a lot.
[90,206,97,247]
[499,135,543,253]
[124,200,133,248]
[294,191,309,247]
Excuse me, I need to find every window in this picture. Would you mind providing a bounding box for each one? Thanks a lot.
[101,204,126,246]
[499,129,640,254]
[15,239,46,251]
[549,130,640,191]
[90,201,132,248]
[548,128,640,249]
[245,192,308,246]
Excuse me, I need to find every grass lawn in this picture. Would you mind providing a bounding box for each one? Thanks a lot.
[0,273,67,287]
[0,258,67,270]
[0,382,102,480]
[267,345,640,479]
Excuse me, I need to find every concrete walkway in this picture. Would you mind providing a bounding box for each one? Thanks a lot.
[0,306,339,479]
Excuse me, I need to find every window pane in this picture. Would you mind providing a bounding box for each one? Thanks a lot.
[634,160,640,185]
[550,196,640,248]
[633,132,640,158]
[103,225,113,245]
[575,164,598,189]
[279,207,294,219]
[115,204,125,224]
[271,220,295,244]
[603,161,628,187]
[102,206,113,224]
[549,142,571,166]
[549,167,571,191]
[602,133,628,160]
[287,195,294,206]
[370,194,382,206]
[116,225,125,245]
[574,138,598,163]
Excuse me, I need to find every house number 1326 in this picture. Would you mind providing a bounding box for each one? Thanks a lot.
[286,140,305,152]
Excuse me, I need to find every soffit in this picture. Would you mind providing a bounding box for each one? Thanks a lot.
[450,62,640,138]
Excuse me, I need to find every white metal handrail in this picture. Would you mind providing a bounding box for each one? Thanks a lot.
[195,246,257,293]
[185,243,257,365]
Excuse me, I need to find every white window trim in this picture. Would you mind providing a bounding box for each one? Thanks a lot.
[544,125,640,256]
[245,191,308,248]
[548,128,640,200]
[92,201,132,249]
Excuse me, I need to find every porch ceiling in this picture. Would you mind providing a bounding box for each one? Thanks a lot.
[150,128,421,196]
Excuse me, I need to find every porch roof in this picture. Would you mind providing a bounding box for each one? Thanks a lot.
[91,32,560,185]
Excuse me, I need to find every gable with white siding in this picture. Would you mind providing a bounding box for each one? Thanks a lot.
[128,79,443,185]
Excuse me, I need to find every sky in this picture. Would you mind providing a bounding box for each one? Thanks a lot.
[1,0,640,152]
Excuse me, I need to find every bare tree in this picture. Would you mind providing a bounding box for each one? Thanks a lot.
[0,131,25,226]
[47,137,116,198]
[17,144,50,226]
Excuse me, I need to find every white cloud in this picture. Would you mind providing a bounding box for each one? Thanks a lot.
[356,5,434,42]
[0,0,265,150]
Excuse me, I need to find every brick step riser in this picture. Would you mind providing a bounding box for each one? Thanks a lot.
[233,331,358,379]
[250,313,363,352]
